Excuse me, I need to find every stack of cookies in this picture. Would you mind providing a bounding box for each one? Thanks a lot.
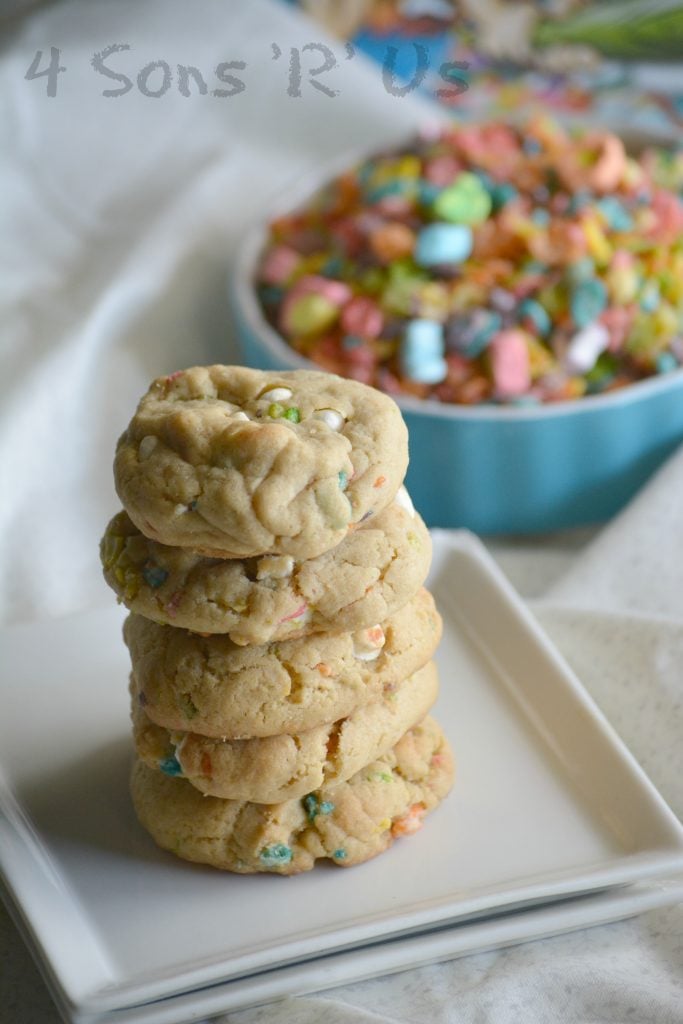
[101,365,453,874]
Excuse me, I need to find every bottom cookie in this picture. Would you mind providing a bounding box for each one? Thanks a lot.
[130,716,454,874]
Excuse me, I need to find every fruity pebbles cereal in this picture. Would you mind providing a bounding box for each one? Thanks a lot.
[256,118,683,406]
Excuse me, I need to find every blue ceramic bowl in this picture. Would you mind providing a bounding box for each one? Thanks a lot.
[232,185,683,536]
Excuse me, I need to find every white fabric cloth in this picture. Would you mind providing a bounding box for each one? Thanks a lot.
[0,0,437,625]
[0,1,681,1022]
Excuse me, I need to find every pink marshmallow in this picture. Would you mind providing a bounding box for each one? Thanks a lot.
[611,249,635,271]
[600,305,636,352]
[650,188,683,242]
[490,330,531,398]
[260,245,301,285]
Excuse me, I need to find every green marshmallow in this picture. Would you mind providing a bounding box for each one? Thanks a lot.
[433,172,492,225]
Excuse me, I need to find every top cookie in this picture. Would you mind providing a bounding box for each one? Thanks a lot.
[114,366,409,559]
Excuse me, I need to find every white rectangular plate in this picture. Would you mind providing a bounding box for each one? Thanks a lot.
[1,530,682,1021]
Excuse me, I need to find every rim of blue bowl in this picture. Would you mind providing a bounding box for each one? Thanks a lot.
[232,128,683,423]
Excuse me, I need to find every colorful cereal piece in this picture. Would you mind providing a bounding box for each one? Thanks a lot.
[303,794,335,822]
[280,275,351,336]
[595,196,634,232]
[640,281,660,313]
[424,153,461,186]
[489,329,531,398]
[282,293,339,337]
[447,308,501,357]
[414,223,473,267]
[391,802,426,837]
[400,319,447,384]
[142,565,169,589]
[657,351,678,374]
[267,402,300,423]
[489,181,518,210]
[571,278,608,328]
[341,296,384,338]
[581,215,612,266]
[295,275,352,307]
[260,245,301,285]
[259,843,293,868]
[369,222,416,263]
[257,118,683,405]
[159,755,183,777]
[277,601,308,625]
[352,624,386,661]
[590,134,626,193]
[433,172,492,225]
[565,322,610,375]
[518,298,551,337]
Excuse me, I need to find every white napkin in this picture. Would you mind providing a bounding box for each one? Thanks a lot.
[0,0,436,625]
[522,447,683,821]
[215,450,683,1023]
[1,1,681,1022]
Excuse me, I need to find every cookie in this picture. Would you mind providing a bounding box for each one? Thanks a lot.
[132,661,438,803]
[130,715,453,874]
[101,488,430,645]
[126,588,442,739]
[114,366,408,560]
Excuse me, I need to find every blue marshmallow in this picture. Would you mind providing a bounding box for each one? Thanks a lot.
[400,319,447,384]
[414,222,473,267]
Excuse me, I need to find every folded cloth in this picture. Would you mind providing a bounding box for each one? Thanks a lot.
[533,445,683,819]
[0,0,681,1022]
[488,445,683,820]
[0,0,436,626]
[544,443,683,622]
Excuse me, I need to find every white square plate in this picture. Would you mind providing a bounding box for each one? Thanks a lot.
[1,531,682,1022]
